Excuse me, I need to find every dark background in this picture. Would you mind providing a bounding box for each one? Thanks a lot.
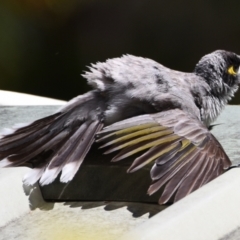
[1,0,240,103]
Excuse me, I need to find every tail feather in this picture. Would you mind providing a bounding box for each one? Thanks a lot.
[47,123,90,169]
[61,120,103,182]
[23,167,47,186]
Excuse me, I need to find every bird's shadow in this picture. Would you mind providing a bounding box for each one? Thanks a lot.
[22,183,168,218]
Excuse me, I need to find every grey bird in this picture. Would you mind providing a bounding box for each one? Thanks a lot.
[0,50,240,204]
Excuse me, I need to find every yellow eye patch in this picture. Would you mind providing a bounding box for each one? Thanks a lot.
[228,66,237,75]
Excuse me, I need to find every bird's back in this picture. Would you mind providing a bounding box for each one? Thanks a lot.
[83,54,202,124]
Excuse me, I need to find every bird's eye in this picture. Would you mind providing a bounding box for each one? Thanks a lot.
[227,65,238,75]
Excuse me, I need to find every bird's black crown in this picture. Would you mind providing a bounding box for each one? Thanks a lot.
[194,50,240,96]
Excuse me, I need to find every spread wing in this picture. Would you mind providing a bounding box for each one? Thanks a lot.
[97,109,231,204]
[0,92,104,185]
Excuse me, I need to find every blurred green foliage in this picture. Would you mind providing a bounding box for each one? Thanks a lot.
[1,0,240,103]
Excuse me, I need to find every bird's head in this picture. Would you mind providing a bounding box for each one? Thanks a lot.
[194,50,240,100]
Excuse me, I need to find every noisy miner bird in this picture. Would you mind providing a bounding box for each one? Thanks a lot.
[0,50,240,204]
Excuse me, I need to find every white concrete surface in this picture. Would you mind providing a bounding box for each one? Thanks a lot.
[0,167,30,228]
[0,90,66,105]
[119,168,240,240]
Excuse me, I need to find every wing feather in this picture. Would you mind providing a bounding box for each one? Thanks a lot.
[99,109,231,204]
[0,91,105,185]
